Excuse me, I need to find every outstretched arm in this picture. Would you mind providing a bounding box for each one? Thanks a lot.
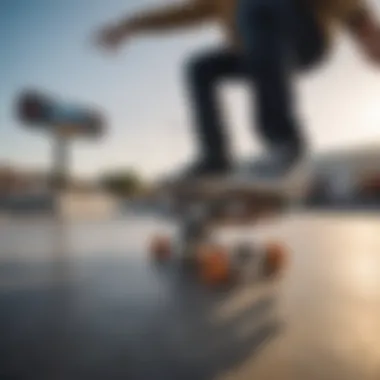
[344,1,375,39]
[340,0,380,62]
[97,0,216,50]
[118,1,215,34]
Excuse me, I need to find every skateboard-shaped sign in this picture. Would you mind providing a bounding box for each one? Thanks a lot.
[16,89,104,139]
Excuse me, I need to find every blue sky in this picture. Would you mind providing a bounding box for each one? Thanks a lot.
[1,0,380,180]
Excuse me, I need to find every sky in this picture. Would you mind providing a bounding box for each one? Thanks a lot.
[1,0,380,180]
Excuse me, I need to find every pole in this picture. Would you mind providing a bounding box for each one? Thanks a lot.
[52,130,70,193]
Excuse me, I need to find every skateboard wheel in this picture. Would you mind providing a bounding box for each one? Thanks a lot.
[150,235,172,262]
[263,242,287,277]
[196,244,231,286]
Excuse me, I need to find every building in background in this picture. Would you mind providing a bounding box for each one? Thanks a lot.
[0,163,119,218]
[0,164,49,197]
[308,145,380,205]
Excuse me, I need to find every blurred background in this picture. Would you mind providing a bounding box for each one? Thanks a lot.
[1,1,380,380]
[2,0,380,210]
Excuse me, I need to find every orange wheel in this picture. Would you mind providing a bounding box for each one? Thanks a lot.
[263,241,288,277]
[196,244,231,286]
[150,235,172,262]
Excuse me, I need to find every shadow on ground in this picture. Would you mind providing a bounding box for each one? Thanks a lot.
[0,252,281,380]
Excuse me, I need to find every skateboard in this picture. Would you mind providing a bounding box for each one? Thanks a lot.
[148,172,304,286]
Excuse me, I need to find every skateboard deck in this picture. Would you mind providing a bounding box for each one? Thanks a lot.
[162,160,311,200]
[157,163,312,226]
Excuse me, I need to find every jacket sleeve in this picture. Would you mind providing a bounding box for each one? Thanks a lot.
[125,0,216,33]
[326,0,371,29]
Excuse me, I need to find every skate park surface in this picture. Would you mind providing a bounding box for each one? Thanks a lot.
[0,211,380,380]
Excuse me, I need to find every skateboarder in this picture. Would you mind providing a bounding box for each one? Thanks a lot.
[96,0,380,179]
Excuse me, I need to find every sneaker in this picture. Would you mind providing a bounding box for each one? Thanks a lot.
[163,159,232,187]
[248,144,303,180]
[183,160,231,179]
[231,145,312,201]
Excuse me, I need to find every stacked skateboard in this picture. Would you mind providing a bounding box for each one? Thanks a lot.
[148,177,293,287]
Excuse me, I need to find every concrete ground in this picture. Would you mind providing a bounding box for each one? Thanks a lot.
[0,213,380,380]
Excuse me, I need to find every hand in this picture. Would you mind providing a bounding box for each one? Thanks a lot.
[95,23,131,52]
[358,25,380,64]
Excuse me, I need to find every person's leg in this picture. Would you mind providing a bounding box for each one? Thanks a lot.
[185,48,243,174]
[291,0,328,71]
[235,0,325,176]
[236,0,300,153]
